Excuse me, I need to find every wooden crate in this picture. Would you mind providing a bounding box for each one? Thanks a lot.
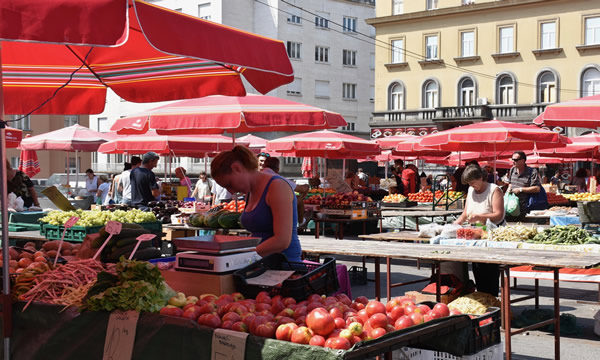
[163,228,194,241]
[404,290,460,304]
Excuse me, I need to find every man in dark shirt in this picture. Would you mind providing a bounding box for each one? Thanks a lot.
[6,159,40,208]
[130,152,160,210]
[506,151,541,221]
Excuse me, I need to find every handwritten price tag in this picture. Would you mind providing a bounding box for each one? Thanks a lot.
[128,234,157,260]
[211,329,248,360]
[53,216,80,266]
[103,310,139,360]
[105,221,122,235]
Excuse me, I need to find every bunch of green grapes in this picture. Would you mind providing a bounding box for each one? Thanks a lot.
[40,209,156,227]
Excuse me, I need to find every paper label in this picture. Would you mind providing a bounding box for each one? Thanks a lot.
[64,216,80,228]
[41,186,76,211]
[325,171,352,194]
[136,234,156,242]
[211,329,248,360]
[103,310,139,360]
[105,221,122,235]
[245,270,295,287]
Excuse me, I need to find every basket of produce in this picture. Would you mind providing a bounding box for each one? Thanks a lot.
[233,253,338,301]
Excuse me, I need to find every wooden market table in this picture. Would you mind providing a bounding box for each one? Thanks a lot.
[300,237,600,360]
[312,215,382,240]
[380,209,463,230]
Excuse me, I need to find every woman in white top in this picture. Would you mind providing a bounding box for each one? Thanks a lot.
[453,164,504,297]
[192,171,212,202]
[85,168,99,200]
[454,165,505,226]
[96,175,111,205]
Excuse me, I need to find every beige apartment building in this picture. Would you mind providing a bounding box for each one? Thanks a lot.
[367,0,600,139]
[5,114,91,179]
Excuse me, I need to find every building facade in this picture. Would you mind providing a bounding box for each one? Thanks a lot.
[368,0,600,139]
[90,0,376,176]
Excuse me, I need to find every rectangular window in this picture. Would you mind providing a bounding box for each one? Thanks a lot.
[343,17,357,33]
[64,115,79,127]
[315,11,329,29]
[340,122,356,132]
[342,83,357,100]
[315,46,329,63]
[500,84,515,105]
[499,26,514,53]
[585,16,600,45]
[11,115,30,130]
[198,3,211,20]
[425,35,438,60]
[461,31,475,57]
[392,0,403,15]
[540,22,556,49]
[391,39,404,63]
[287,41,302,59]
[427,0,438,10]
[315,80,330,98]
[97,117,108,132]
[287,78,302,95]
[10,157,19,169]
[370,85,375,102]
[287,7,302,24]
[343,50,357,66]
[370,52,375,70]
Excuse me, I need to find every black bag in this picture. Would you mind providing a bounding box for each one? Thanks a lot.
[528,183,549,211]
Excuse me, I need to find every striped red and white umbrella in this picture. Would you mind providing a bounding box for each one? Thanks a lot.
[377,134,450,157]
[18,135,40,178]
[20,124,110,152]
[97,130,240,157]
[533,94,600,129]
[237,134,268,154]
[419,120,570,152]
[265,130,380,159]
[110,94,347,135]
[538,133,600,159]
[301,157,316,178]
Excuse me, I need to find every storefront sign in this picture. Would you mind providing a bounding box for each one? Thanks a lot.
[371,126,438,139]
[103,310,140,360]
[212,329,248,360]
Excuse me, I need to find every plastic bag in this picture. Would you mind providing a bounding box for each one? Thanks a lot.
[7,192,25,212]
[418,223,443,238]
[504,192,520,217]
[441,224,462,238]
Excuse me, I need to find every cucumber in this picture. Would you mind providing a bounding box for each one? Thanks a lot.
[108,241,152,261]
[130,247,162,261]
[114,237,138,248]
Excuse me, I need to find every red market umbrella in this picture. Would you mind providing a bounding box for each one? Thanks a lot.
[383,135,450,158]
[97,130,240,157]
[237,134,268,154]
[19,124,110,152]
[419,120,570,152]
[265,130,380,159]
[0,0,294,115]
[110,94,347,135]
[18,135,40,178]
[538,133,600,159]
[301,157,318,178]
[533,94,600,129]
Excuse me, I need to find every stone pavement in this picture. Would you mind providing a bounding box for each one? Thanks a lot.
[299,234,600,359]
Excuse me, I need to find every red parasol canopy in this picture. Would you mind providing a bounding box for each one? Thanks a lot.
[97,130,240,157]
[537,133,600,159]
[419,120,569,152]
[110,94,346,135]
[237,134,269,154]
[533,94,600,129]
[265,130,380,159]
[0,0,294,115]
[377,134,450,157]
[301,157,316,178]
[19,124,110,152]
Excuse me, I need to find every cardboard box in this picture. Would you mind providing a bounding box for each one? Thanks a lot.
[404,290,460,304]
[351,209,367,219]
[163,228,195,241]
[543,184,558,194]
[160,268,236,296]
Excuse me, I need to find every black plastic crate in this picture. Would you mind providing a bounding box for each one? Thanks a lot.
[465,306,501,355]
[233,253,338,301]
[349,265,367,285]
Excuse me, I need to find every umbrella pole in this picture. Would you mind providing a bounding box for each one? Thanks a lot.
[342,159,346,179]
[66,153,70,193]
[75,150,79,190]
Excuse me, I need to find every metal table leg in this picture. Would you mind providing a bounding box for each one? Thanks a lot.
[375,257,381,301]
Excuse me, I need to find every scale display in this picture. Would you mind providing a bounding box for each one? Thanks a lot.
[178,257,213,271]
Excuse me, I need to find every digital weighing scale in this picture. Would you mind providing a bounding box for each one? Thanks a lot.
[173,235,262,274]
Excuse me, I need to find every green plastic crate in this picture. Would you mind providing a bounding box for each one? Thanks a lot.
[138,221,163,234]
[40,224,103,242]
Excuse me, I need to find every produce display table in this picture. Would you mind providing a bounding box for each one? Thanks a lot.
[299,237,600,360]
[361,231,429,243]
[7,230,48,245]
[380,209,462,231]
[2,302,473,360]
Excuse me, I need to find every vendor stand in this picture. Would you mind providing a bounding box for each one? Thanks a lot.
[299,237,600,360]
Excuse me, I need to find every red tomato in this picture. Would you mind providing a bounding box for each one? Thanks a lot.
[197,313,222,328]
[432,303,450,318]
[365,301,386,317]
[255,322,276,338]
[231,321,248,333]
[306,308,335,336]
[394,315,414,330]
[309,335,326,347]
[367,313,388,329]
[324,336,352,350]
[389,305,405,322]
[370,327,387,339]
[290,326,313,344]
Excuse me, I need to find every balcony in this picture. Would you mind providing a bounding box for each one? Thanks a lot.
[370,104,548,128]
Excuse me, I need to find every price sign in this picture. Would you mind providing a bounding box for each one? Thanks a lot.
[105,221,122,235]
[64,216,80,228]
[211,329,248,360]
[128,234,157,260]
[103,310,139,360]
[53,216,80,266]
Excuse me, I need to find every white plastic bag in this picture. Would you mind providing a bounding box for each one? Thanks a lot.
[418,223,443,238]
[441,224,462,239]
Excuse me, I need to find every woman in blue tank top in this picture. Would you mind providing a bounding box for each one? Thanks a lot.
[211,146,302,261]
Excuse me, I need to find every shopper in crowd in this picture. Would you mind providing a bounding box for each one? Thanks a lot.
[175,166,193,197]
[506,151,541,222]
[420,172,429,191]
[344,171,359,190]
[211,145,301,261]
[406,164,419,192]
[391,159,415,196]
[573,168,588,192]
[5,158,40,208]
[85,168,99,201]
[357,168,369,186]
[96,175,111,205]
[212,181,233,204]
[109,166,126,204]
[453,164,505,296]
[191,171,213,202]
[119,156,141,205]
[257,152,270,171]
[130,152,160,210]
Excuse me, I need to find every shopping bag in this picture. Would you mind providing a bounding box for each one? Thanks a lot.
[527,185,549,211]
[504,192,520,217]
